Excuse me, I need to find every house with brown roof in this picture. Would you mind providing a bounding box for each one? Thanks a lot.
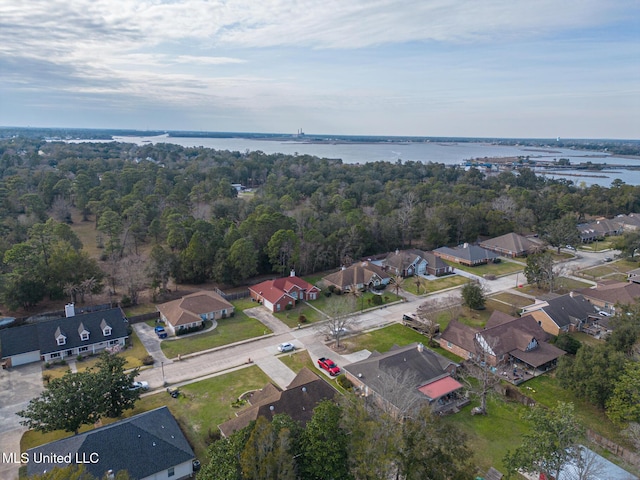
[343,343,466,415]
[218,368,337,437]
[576,280,640,313]
[479,232,542,258]
[439,312,565,384]
[322,261,392,292]
[249,272,320,313]
[157,290,234,335]
[433,243,500,267]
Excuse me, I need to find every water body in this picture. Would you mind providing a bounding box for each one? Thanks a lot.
[103,134,640,187]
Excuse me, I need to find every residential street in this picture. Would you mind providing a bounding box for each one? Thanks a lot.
[0,248,617,480]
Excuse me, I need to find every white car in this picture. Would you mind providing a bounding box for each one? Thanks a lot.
[277,342,295,353]
[130,381,149,391]
[598,310,611,317]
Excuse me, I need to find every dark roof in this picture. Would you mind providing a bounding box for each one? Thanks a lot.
[218,368,338,437]
[0,323,40,357]
[0,308,128,359]
[26,406,194,479]
[343,343,458,391]
[440,319,478,353]
[543,294,599,328]
[383,249,426,273]
[433,244,500,263]
[37,308,128,355]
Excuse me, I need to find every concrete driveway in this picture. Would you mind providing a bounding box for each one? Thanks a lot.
[133,323,171,365]
[0,363,44,480]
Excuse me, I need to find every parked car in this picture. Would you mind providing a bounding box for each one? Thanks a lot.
[277,342,295,353]
[598,310,611,317]
[565,245,576,251]
[130,381,149,391]
[317,357,341,376]
[603,257,613,262]
[155,326,167,339]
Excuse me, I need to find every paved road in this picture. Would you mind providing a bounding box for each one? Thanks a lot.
[0,248,619,480]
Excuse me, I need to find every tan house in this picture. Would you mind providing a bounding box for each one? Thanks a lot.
[520,293,599,336]
[157,290,234,335]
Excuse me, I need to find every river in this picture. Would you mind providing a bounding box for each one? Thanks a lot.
[97,134,640,187]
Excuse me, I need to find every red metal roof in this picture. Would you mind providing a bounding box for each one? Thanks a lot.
[418,376,462,400]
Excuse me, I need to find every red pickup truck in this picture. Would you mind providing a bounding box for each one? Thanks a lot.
[317,357,340,376]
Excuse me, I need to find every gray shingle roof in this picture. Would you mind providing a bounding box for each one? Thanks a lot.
[434,244,500,263]
[0,308,128,359]
[26,406,194,479]
[543,294,598,328]
[0,323,39,357]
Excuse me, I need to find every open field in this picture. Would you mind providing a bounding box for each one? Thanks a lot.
[444,259,524,276]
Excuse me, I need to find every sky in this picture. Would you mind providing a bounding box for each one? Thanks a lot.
[1,0,639,139]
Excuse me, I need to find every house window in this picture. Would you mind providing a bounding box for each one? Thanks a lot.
[79,347,88,353]
[168,467,175,477]
[109,340,119,345]
[447,342,452,348]
[57,336,66,346]
[103,327,112,336]
[50,352,60,359]
[81,332,89,341]
[276,304,281,312]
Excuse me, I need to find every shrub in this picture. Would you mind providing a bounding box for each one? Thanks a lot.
[76,354,83,362]
[298,314,307,323]
[285,303,293,311]
[371,295,383,306]
[324,291,332,297]
[142,355,155,366]
[44,362,51,369]
[337,375,353,390]
[42,373,51,384]
[554,333,582,355]
[327,285,336,293]
[120,295,132,308]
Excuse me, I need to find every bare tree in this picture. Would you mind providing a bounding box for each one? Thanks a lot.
[366,366,425,419]
[623,422,640,451]
[321,294,359,348]
[562,446,605,480]
[391,274,405,296]
[460,335,506,415]
[120,255,148,305]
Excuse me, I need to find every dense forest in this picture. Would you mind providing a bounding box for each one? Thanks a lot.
[1,134,639,312]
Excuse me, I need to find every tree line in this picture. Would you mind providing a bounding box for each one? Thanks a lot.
[1,137,640,310]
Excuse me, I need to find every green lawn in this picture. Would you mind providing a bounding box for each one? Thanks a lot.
[307,289,402,317]
[274,303,325,327]
[341,323,430,354]
[278,349,315,373]
[403,275,468,295]
[445,395,531,475]
[22,366,271,465]
[160,315,271,359]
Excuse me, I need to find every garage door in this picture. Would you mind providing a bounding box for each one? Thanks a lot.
[10,350,41,366]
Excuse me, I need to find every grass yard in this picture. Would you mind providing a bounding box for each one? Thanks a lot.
[445,396,531,475]
[517,276,593,296]
[22,365,271,465]
[278,350,315,373]
[444,259,524,277]
[517,374,628,446]
[161,315,271,359]
[341,323,430,355]
[403,274,468,295]
[308,289,402,317]
[274,303,325,327]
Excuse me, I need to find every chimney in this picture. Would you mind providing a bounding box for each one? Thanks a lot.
[395,248,399,255]
[105,470,114,480]
[569,291,574,298]
[290,269,296,277]
[65,303,75,318]
[417,342,424,353]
